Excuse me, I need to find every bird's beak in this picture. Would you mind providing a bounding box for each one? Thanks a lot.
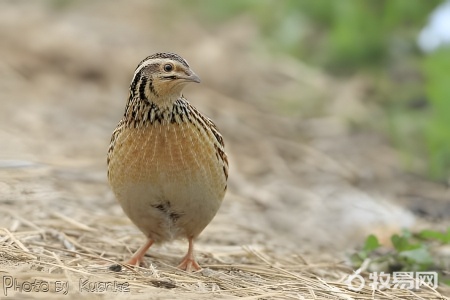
[185,71,201,83]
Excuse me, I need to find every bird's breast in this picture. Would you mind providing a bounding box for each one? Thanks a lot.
[108,118,227,241]
[109,120,224,185]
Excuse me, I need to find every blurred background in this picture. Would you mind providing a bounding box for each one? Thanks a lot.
[0,0,449,266]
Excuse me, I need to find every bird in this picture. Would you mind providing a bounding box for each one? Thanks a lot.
[107,52,228,272]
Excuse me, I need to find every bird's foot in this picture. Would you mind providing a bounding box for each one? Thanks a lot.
[124,255,151,268]
[120,239,154,268]
[177,256,201,272]
[177,236,201,272]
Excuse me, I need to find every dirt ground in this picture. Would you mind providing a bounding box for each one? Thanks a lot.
[0,1,449,299]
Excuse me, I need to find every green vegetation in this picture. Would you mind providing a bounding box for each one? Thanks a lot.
[188,0,449,181]
[423,51,450,179]
[352,229,450,285]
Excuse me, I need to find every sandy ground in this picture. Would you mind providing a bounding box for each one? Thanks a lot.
[0,1,449,299]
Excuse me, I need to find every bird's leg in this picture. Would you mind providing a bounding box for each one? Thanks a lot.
[177,237,201,272]
[125,238,154,266]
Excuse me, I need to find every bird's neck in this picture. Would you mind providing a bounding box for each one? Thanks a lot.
[123,93,186,128]
[146,93,181,110]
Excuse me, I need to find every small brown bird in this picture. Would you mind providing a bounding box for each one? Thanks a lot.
[107,53,228,271]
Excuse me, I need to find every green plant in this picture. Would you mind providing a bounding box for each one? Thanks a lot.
[422,50,450,180]
[351,228,450,285]
[419,228,450,243]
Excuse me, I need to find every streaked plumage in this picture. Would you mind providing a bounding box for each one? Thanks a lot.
[107,53,228,271]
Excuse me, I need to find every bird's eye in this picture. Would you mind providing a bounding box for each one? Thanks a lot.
[163,64,173,72]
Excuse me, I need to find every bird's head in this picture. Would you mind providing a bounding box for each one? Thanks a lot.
[130,52,200,107]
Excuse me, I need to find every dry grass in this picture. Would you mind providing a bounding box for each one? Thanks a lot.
[1,226,447,299]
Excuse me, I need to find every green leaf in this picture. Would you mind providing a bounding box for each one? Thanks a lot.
[399,247,433,267]
[391,234,406,251]
[391,234,420,252]
[419,228,450,244]
[363,234,381,252]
